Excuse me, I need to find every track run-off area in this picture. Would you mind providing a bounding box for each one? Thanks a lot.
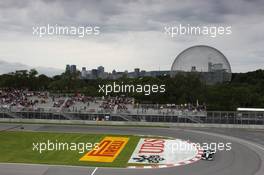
[0,123,263,175]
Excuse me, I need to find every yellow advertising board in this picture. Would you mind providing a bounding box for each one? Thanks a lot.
[80,137,129,162]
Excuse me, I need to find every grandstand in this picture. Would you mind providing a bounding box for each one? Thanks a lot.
[0,89,263,125]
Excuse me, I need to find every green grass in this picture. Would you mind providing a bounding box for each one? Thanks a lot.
[0,131,140,167]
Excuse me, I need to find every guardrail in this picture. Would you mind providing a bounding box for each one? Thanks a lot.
[0,110,264,125]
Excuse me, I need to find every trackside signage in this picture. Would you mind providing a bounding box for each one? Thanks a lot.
[128,138,198,164]
[80,137,129,162]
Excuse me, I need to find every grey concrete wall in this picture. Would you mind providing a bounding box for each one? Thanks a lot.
[0,118,264,129]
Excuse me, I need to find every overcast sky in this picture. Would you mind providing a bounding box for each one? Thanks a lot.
[0,0,263,75]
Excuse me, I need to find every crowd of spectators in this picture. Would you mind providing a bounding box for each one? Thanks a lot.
[0,89,206,115]
[136,103,206,115]
[99,97,133,112]
[0,89,48,111]
[61,94,96,112]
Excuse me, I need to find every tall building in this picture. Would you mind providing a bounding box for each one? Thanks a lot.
[134,68,140,77]
[65,64,77,73]
[97,66,104,73]
[66,65,70,72]
[97,66,105,78]
[81,67,87,78]
[91,69,98,79]
[70,65,77,73]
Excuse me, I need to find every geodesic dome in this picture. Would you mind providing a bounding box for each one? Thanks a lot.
[171,45,231,72]
[171,45,232,84]
[171,45,232,83]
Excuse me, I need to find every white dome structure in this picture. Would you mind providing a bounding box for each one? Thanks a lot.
[171,45,232,84]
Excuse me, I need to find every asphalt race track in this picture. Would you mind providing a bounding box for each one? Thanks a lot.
[0,123,264,175]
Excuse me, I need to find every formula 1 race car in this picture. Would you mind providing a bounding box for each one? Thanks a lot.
[201,149,216,161]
